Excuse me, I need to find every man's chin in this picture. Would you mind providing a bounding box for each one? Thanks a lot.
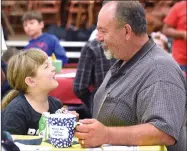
[104,50,113,60]
[105,55,113,60]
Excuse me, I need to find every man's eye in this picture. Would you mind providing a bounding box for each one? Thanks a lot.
[98,29,105,33]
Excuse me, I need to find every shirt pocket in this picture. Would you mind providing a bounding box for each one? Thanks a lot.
[97,93,121,126]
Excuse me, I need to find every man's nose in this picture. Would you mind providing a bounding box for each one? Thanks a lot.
[96,32,103,42]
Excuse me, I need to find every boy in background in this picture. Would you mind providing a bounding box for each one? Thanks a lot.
[22,11,68,65]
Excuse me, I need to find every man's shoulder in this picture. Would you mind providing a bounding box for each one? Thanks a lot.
[132,45,179,75]
[149,46,177,67]
[138,47,185,84]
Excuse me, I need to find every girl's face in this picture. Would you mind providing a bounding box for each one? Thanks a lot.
[32,59,58,92]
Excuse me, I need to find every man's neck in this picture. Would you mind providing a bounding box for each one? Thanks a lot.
[126,34,149,61]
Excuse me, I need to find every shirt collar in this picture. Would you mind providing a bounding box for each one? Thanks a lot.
[110,37,156,76]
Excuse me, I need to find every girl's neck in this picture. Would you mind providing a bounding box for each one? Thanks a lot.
[24,93,49,114]
[25,93,48,103]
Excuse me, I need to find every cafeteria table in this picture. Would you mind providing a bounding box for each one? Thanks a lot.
[12,135,167,151]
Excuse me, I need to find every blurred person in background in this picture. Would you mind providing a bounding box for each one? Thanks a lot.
[73,38,116,117]
[141,0,175,34]
[2,47,20,64]
[1,47,21,99]
[151,32,169,52]
[2,26,7,53]
[163,0,186,75]
[22,11,68,65]
[1,26,7,87]
[1,69,5,85]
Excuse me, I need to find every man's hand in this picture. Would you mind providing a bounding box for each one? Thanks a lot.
[75,119,108,148]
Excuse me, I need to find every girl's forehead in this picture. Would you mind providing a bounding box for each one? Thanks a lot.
[35,60,48,73]
[42,59,49,65]
[40,50,48,57]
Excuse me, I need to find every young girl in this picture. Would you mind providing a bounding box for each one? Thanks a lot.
[2,48,63,135]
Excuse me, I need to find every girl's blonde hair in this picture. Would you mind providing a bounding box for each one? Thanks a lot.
[2,48,48,109]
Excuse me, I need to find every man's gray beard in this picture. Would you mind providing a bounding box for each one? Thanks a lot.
[104,49,113,60]
[100,42,113,60]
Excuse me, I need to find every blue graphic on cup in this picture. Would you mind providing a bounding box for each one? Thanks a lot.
[48,114,77,148]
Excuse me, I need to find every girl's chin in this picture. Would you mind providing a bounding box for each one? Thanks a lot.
[53,82,59,88]
[48,84,58,92]
[50,80,59,89]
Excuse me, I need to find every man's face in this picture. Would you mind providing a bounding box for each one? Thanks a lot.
[96,3,127,60]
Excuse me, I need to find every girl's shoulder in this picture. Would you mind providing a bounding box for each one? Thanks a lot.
[2,94,31,120]
[48,96,63,107]
[4,94,28,110]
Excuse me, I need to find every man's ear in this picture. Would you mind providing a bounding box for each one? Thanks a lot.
[25,77,36,87]
[124,24,132,40]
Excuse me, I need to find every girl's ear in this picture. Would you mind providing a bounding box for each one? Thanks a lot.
[25,77,36,87]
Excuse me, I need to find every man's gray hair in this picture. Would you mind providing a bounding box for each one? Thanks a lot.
[103,1,147,35]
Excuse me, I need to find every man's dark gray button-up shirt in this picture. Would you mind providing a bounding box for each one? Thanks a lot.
[93,38,186,151]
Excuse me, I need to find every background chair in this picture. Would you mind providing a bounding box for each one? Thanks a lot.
[28,0,62,26]
[66,0,95,29]
[2,1,28,35]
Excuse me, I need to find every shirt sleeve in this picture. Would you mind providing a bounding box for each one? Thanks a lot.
[137,81,186,141]
[163,3,179,28]
[53,37,68,65]
[73,42,94,104]
[2,111,28,135]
